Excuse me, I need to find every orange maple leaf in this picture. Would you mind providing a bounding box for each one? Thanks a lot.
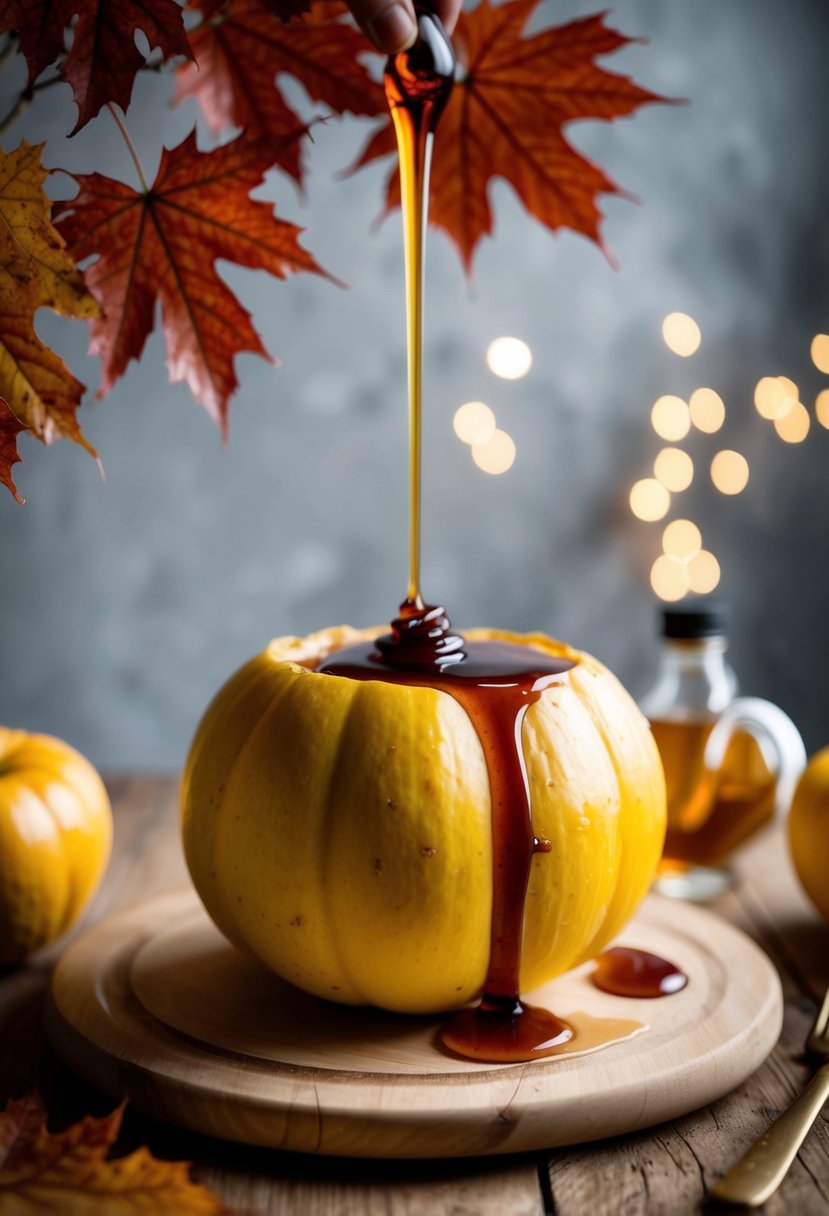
[176,0,385,183]
[55,128,332,435]
[353,2,667,271]
[0,399,27,503]
[0,1094,227,1213]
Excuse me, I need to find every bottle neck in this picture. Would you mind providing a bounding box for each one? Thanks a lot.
[641,635,738,719]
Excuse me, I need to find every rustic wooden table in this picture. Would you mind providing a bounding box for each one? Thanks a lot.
[2,776,828,1215]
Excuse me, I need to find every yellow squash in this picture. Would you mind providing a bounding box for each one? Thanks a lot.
[0,729,112,965]
[788,746,829,921]
[181,627,666,1013]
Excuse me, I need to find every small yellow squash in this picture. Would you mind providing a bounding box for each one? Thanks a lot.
[0,728,112,965]
[788,746,829,921]
[181,627,666,1013]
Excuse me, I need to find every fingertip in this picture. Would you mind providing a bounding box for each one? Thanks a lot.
[365,1,417,53]
[432,0,461,35]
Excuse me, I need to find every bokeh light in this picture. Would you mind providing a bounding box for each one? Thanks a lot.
[816,389,829,429]
[654,447,694,492]
[453,401,495,445]
[754,376,797,420]
[486,337,532,380]
[662,313,701,357]
[688,550,721,594]
[651,555,690,601]
[711,450,749,495]
[662,519,702,562]
[630,479,671,522]
[472,428,516,474]
[651,395,691,441]
[774,400,810,443]
[811,334,829,374]
[689,387,725,433]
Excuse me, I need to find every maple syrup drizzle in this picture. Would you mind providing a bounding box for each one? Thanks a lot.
[322,16,681,1063]
[384,7,454,607]
[591,948,688,999]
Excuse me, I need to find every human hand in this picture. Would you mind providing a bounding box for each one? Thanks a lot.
[346,0,461,54]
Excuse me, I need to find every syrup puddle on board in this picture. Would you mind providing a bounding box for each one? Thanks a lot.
[592,947,689,999]
[440,1006,646,1064]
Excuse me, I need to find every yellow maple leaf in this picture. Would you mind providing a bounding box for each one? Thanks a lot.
[0,398,27,503]
[0,1095,229,1215]
[0,141,99,318]
[0,141,98,461]
[0,274,93,453]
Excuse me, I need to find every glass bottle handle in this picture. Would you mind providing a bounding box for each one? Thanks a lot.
[703,697,807,816]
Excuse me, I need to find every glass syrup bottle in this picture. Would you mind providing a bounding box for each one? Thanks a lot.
[640,600,805,900]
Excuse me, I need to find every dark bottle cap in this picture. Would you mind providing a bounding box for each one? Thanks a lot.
[661,599,728,639]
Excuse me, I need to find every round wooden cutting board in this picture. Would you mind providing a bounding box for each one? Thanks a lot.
[46,888,782,1159]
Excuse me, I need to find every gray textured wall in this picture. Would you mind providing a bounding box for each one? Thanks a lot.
[1,0,828,770]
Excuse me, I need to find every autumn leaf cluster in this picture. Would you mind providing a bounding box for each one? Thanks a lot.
[0,0,663,500]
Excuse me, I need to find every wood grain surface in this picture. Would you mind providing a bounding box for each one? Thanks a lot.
[2,776,828,1213]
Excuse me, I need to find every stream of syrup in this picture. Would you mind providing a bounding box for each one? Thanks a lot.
[322,10,685,1061]
[384,5,454,606]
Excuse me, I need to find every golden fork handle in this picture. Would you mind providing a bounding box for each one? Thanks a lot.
[711,1062,829,1207]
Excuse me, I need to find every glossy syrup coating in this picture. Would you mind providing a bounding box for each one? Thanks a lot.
[323,606,578,1060]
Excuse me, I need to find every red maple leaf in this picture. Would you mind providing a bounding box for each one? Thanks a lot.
[0,1,193,133]
[64,0,193,133]
[176,0,384,183]
[0,399,27,502]
[0,1,67,85]
[267,0,312,20]
[54,128,331,435]
[353,2,666,271]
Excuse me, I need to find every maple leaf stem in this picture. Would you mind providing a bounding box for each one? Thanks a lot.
[0,73,63,136]
[106,104,150,193]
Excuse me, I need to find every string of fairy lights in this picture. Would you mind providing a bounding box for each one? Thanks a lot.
[631,313,829,601]
[451,318,828,603]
